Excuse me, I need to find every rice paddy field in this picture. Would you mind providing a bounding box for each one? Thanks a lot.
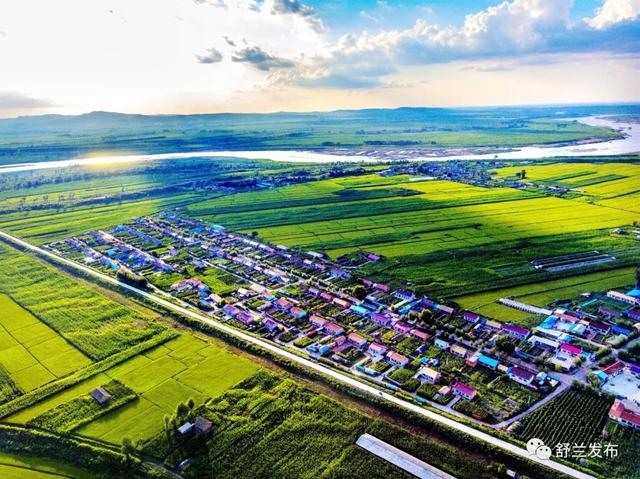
[188,166,640,296]
[7,334,259,445]
[0,294,90,394]
[494,162,640,213]
[0,244,165,360]
[0,452,93,479]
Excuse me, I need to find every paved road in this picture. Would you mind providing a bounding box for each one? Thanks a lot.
[0,230,598,479]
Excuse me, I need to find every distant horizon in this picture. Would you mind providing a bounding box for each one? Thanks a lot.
[3,100,640,122]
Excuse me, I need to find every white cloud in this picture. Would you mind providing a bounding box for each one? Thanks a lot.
[585,0,640,29]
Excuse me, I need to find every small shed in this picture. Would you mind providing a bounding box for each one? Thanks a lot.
[194,417,213,436]
[91,387,112,406]
[177,422,194,435]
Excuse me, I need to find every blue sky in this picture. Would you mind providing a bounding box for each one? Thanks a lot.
[0,0,638,116]
[307,0,602,34]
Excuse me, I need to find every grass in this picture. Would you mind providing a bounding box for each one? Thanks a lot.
[0,244,165,360]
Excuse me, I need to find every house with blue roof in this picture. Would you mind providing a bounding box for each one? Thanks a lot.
[478,354,500,370]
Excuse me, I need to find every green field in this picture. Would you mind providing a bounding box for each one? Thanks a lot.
[0,452,93,479]
[9,334,259,445]
[0,294,91,394]
[453,266,637,325]
[0,244,165,360]
[495,162,640,213]
[187,169,640,296]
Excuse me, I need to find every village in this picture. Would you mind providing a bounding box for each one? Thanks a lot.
[46,212,640,431]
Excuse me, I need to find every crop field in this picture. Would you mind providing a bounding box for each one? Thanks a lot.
[515,387,613,459]
[188,170,639,295]
[146,370,549,479]
[0,193,206,244]
[0,244,164,360]
[9,334,259,445]
[0,452,93,479]
[495,162,640,213]
[453,266,636,325]
[0,294,91,394]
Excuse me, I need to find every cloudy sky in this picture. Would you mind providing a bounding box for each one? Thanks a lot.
[0,0,639,117]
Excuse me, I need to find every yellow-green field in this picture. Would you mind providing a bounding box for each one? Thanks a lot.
[0,294,90,392]
[8,334,260,444]
[494,162,640,213]
[0,452,92,479]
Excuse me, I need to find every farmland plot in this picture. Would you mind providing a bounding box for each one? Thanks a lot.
[0,244,165,360]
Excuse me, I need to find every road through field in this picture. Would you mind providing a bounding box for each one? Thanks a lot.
[0,229,597,479]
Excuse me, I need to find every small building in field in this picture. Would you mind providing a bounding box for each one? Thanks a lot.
[177,422,194,435]
[194,417,213,436]
[91,387,112,406]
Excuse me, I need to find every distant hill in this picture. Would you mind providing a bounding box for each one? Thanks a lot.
[0,104,638,166]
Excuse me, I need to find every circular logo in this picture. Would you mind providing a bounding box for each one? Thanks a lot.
[536,445,552,460]
[526,438,545,455]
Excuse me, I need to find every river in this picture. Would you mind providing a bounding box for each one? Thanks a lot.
[1,116,638,174]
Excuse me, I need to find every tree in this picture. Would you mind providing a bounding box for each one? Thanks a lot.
[121,437,135,464]
[352,285,367,301]
[494,335,515,355]
[636,265,640,287]
[520,169,526,179]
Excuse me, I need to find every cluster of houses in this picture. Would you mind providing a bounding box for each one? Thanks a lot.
[45,213,640,427]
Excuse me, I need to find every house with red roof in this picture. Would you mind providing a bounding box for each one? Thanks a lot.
[367,342,388,357]
[609,400,640,430]
[588,321,611,336]
[559,343,582,356]
[387,351,409,368]
[310,315,327,329]
[274,297,293,311]
[324,322,345,336]
[348,332,368,348]
[452,382,477,401]
[410,329,430,342]
[370,312,392,327]
[289,306,307,319]
[392,321,411,335]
